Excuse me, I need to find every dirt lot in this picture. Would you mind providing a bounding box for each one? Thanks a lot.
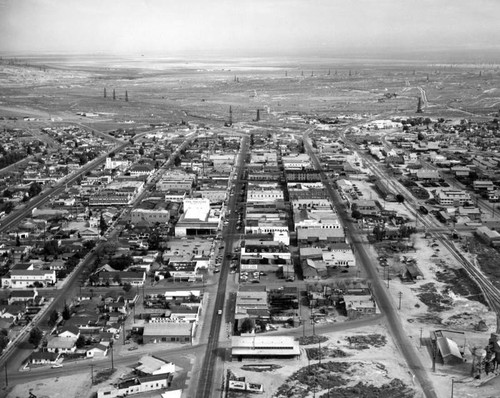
[226,324,418,398]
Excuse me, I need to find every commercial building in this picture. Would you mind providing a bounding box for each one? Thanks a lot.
[130,208,170,225]
[142,322,194,344]
[437,189,471,206]
[231,336,300,360]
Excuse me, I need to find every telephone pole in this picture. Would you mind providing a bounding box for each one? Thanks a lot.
[112,89,116,100]
[104,88,107,98]
[125,90,128,102]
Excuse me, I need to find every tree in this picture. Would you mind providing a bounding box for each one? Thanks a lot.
[373,225,386,241]
[28,182,42,198]
[173,156,181,167]
[62,304,71,320]
[109,255,133,271]
[240,318,255,334]
[48,310,59,327]
[351,210,362,220]
[29,327,43,347]
[44,240,60,256]
[0,328,9,352]
[75,335,86,349]
[113,273,122,285]
[122,282,132,292]
[395,194,405,203]
[99,213,108,235]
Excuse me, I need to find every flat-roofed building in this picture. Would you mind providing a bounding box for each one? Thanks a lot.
[437,189,471,206]
[175,198,221,237]
[231,335,300,360]
[142,322,194,344]
[473,180,495,192]
[476,226,500,247]
[130,208,170,224]
[297,228,345,244]
[294,209,341,230]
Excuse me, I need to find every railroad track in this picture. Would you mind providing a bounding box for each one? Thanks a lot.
[359,148,500,317]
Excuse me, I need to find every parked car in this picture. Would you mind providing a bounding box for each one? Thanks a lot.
[51,363,63,369]
[128,346,138,351]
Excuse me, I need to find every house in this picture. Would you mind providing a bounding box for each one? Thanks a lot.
[301,259,327,279]
[86,343,109,358]
[28,351,60,365]
[136,355,176,375]
[58,325,81,339]
[46,336,77,353]
[8,289,38,304]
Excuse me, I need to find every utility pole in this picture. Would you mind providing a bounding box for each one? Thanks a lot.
[125,90,128,102]
[112,89,116,100]
[4,365,7,387]
[90,364,94,384]
[398,291,403,310]
[104,88,107,98]
[110,341,114,370]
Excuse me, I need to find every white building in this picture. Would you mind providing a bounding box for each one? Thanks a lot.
[130,208,170,224]
[2,268,56,288]
[437,189,471,206]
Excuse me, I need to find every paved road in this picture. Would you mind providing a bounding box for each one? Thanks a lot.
[0,129,194,384]
[195,135,248,398]
[304,129,439,398]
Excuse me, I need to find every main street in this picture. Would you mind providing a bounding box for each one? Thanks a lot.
[303,128,439,398]
[194,134,248,398]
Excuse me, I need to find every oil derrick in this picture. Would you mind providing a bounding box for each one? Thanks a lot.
[285,71,287,77]
[426,74,429,82]
[104,88,107,98]
[327,69,331,76]
[416,97,423,113]
[234,75,237,82]
[224,106,233,127]
[335,70,337,75]
[413,70,416,76]
[112,89,116,100]
[125,91,128,102]
[311,71,314,77]
[479,70,482,77]
[256,109,260,122]
[301,70,304,76]
[349,70,352,77]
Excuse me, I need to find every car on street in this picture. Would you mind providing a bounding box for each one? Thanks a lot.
[128,346,138,351]
[51,363,63,368]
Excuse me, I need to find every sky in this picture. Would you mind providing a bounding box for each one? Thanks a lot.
[1,0,500,60]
